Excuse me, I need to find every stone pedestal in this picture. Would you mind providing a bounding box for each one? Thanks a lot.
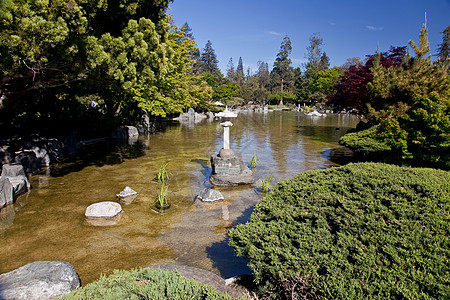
[210,151,253,186]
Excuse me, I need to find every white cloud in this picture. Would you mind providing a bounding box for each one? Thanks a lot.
[329,21,336,26]
[265,30,283,36]
[366,25,384,31]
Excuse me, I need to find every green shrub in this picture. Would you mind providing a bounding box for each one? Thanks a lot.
[339,125,391,156]
[340,93,450,168]
[60,268,240,300]
[228,163,450,299]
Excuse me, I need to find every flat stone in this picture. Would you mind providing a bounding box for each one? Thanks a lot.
[85,201,122,226]
[0,261,80,300]
[197,188,224,202]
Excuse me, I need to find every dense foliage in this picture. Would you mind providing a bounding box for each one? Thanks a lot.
[0,0,214,137]
[229,163,450,299]
[60,268,240,300]
[342,93,450,168]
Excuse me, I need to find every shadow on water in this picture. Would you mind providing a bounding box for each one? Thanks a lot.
[49,139,148,177]
[206,202,257,278]
[297,125,354,143]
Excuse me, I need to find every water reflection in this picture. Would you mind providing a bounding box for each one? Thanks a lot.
[0,111,358,284]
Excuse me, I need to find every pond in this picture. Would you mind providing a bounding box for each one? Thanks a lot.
[0,110,359,285]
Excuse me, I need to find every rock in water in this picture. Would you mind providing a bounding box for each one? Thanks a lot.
[116,186,138,204]
[85,201,123,226]
[116,186,138,198]
[0,261,80,300]
[197,188,224,202]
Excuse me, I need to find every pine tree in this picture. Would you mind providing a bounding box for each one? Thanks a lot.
[256,61,270,88]
[226,57,235,79]
[199,40,219,74]
[235,57,245,86]
[437,25,450,66]
[306,33,328,70]
[271,35,294,92]
[408,13,430,59]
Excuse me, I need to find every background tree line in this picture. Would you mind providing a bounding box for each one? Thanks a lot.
[1,0,448,145]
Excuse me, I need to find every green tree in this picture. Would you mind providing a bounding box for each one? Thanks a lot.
[199,40,219,74]
[256,61,270,89]
[133,21,212,116]
[226,57,235,79]
[180,22,200,74]
[367,16,450,117]
[198,40,222,88]
[311,66,341,97]
[235,56,245,86]
[0,0,173,112]
[270,35,295,104]
[213,83,240,105]
[295,33,330,103]
[437,25,450,68]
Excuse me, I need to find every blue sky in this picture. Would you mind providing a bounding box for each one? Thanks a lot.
[169,0,450,74]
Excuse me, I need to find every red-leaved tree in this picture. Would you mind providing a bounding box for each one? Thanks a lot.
[332,46,407,112]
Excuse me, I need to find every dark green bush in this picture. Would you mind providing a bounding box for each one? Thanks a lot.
[60,268,240,300]
[340,93,450,169]
[339,125,391,156]
[229,163,450,299]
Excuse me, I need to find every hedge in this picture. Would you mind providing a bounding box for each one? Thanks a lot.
[60,268,241,300]
[228,163,450,299]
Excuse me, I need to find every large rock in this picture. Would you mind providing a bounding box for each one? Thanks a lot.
[1,164,30,197]
[85,201,123,226]
[46,138,63,163]
[111,126,139,140]
[29,146,50,167]
[210,153,254,186]
[14,151,39,176]
[0,178,13,208]
[0,261,80,300]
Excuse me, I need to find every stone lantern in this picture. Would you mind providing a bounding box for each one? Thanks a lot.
[210,107,253,186]
[215,107,237,157]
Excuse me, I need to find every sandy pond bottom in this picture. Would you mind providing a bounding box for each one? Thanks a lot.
[0,111,358,285]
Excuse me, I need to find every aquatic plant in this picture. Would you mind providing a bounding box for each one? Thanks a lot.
[157,181,168,208]
[259,177,271,193]
[156,161,169,183]
[249,152,260,169]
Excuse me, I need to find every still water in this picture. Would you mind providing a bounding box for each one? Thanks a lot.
[0,111,358,284]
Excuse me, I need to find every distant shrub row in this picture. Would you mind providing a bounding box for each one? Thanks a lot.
[60,268,240,300]
[229,163,450,299]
